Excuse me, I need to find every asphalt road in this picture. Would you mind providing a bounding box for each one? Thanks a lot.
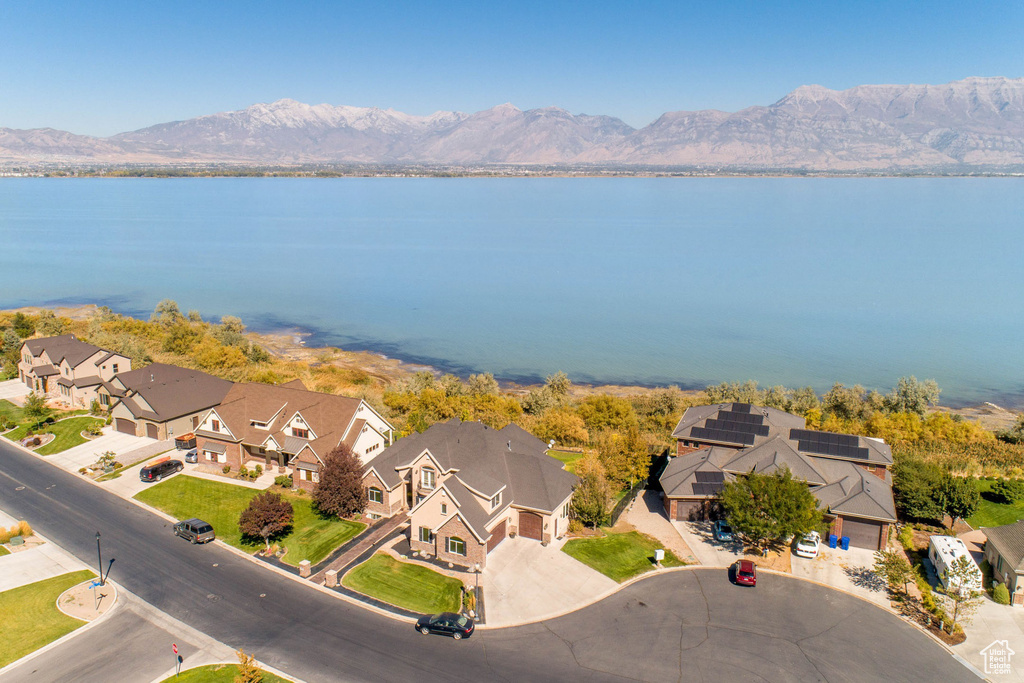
[0,440,977,683]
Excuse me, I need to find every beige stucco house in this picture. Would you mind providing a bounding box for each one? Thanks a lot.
[18,334,131,408]
[363,419,577,570]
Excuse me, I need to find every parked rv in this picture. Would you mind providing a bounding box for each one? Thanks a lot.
[928,535,983,594]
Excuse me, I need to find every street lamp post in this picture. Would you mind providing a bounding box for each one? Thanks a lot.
[96,531,103,586]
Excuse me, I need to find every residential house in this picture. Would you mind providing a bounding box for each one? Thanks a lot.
[662,402,897,550]
[18,334,131,408]
[193,380,393,489]
[101,363,233,440]
[983,520,1024,606]
[362,419,577,570]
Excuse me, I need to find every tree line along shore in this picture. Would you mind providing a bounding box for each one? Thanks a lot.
[2,302,1023,502]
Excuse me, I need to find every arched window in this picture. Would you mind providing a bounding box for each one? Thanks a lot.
[447,536,466,556]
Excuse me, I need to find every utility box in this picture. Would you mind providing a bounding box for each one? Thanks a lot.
[654,549,665,566]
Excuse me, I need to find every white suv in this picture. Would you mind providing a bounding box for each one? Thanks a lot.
[794,531,821,559]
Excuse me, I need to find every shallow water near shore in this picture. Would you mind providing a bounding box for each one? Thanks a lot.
[1,177,1021,407]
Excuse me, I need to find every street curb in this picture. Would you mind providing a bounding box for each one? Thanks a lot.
[148,659,306,683]
[0,576,124,679]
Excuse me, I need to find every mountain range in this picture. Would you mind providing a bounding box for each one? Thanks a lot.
[2,77,1022,171]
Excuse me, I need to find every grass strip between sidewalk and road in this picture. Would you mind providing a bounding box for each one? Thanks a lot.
[562,530,685,582]
[342,553,463,614]
[3,416,105,455]
[0,569,96,668]
[159,663,291,682]
[134,475,364,566]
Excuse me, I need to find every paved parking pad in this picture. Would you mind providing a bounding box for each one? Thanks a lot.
[0,379,31,403]
[483,536,617,627]
[45,430,158,472]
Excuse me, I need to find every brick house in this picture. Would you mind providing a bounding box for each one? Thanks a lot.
[362,419,577,570]
[193,380,393,488]
[18,334,131,408]
[102,363,233,440]
[662,402,897,550]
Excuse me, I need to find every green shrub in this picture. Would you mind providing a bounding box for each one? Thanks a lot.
[994,583,1011,605]
[990,479,1024,504]
[239,466,249,480]
[222,464,231,474]
[274,475,293,488]
[254,465,263,477]
[898,525,915,551]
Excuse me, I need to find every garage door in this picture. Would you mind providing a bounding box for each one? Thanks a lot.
[519,512,543,540]
[487,520,507,552]
[146,423,159,439]
[115,418,136,435]
[841,517,883,550]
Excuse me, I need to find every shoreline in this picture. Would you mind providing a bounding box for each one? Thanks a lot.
[2,303,1020,425]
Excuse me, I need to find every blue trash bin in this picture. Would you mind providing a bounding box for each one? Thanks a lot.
[828,534,838,549]
[840,536,850,551]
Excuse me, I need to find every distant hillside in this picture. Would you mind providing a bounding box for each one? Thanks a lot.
[2,77,1022,171]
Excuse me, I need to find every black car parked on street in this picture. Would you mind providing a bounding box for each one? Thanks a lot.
[416,612,475,640]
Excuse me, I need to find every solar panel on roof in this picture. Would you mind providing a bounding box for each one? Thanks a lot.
[731,403,752,413]
[704,418,770,437]
[691,482,725,496]
[718,411,765,426]
[691,426,756,446]
[694,471,725,483]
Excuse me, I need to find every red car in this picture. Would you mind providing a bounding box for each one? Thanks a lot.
[735,560,757,586]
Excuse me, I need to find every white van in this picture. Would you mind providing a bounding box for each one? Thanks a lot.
[928,535,983,593]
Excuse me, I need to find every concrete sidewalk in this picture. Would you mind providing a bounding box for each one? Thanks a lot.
[0,507,91,592]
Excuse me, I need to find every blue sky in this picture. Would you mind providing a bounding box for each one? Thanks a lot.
[2,1,1021,136]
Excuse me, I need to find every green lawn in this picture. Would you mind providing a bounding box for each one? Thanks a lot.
[562,530,685,583]
[3,416,104,455]
[549,449,585,473]
[134,476,365,565]
[0,546,9,557]
[968,479,1024,528]
[342,553,463,614]
[160,664,290,683]
[0,399,27,428]
[0,569,96,667]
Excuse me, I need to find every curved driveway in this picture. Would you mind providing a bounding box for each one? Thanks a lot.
[0,441,975,683]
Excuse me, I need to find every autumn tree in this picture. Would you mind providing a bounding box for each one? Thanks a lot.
[577,395,639,433]
[151,299,184,326]
[467,372,499,396]
[595,426,650,489]
[571,453,613,527]
[234,648,263,683]
[719,469,823,554]
[312,444,367,519]
[534,407,588,447]
[239,492,293,551]
[544,371,571,398]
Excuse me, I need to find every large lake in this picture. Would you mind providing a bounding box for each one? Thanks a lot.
[0,177,1021,407]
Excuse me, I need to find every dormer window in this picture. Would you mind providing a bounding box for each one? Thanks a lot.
[421,468,435,489]
[490,492,502,509]
[250,420,268,429]
[292,427,309,439]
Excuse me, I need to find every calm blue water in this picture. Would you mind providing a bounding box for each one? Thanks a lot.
[0,177,1021,407]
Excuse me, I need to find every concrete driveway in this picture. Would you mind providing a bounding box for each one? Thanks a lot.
[482,536,617,627]
[790,545,889,608]
[45,429,158,472]
[672,519,745,566]
[0,379,31,403]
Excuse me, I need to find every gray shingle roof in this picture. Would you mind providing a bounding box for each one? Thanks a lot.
[112,363,233,423]
[367,419,575,514]
[984,521,1024,573]
[25,334,106,368]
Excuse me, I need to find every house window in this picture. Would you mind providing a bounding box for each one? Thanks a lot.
[441,503,448,515]
[490,492,502,509]
[312,471,320,484]
[112,363,119,373]
[419,527,432,543]
[212,420,220,432]
[421,468,435,489]
[368,512,381,520]
[447,537,466,556]
[299,469,308,481]
[100,394,110,406]
[292,427,309,439]
[368,487,383,503]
